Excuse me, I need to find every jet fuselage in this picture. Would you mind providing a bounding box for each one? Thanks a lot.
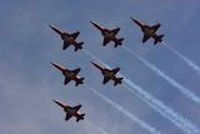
[59,103,82,120]
[142,26,156,37]
[64,107,77,115]
[103,69,116,79]
[61,34,76,44]
[64,107,83,121]
[102,30,116,40]
[63,70,80,80]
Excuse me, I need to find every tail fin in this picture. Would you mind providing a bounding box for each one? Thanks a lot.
[114,77,123,86]
[154,34,164,45]
[114,38,124,48]
[75,77,84,86]
[76,113,85,122]
[74,42,84,52]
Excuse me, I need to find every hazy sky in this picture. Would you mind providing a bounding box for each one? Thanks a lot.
[1,0,200,134]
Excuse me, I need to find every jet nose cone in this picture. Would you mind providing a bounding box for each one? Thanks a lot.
[130,17,135,21]
[50,62,57,67]
[49,24,55,29]
[50,62,65,72]
[90,21,95,24]
[90,21,99,27]
[52,99,58,103]
[48,24,52,27]
[90,61,95,65]
[91,61,98,67]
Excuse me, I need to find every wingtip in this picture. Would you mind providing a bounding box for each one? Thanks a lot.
[78,104,82,107]
[117,67,121,71]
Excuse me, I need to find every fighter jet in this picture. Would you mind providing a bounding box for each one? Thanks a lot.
[53,99,85,122]
[130,17,164,45]
[49,25,84,52]
[91,62,123,86]
[90,21,124,48]
[51,62,84,86]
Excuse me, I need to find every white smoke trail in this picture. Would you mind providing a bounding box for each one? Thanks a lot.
[83,49,200,134]
[122,79,199,134]
[122,84,191,134]
[123,46,200,104]
[139,56,200,104]
[83,49,105,65]
[85,121,108,134]
[85,85,162,134]
[163,42,200,75]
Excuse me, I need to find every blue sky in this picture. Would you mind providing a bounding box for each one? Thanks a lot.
[0,0,200,134]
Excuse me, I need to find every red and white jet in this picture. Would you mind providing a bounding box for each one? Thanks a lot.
[131,17,164,45]
[53,99,85,122]
[91,62,123,86]
[90,21,124,48]
[49,25,84,52]
[51,62,84,86]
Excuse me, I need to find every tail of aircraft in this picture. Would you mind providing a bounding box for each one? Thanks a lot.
[114,77,123,86]
[74,42,84,52]
[114,38,124,48]
[75,77,85,86]
[154,34,164,45]
[76,113,85,122]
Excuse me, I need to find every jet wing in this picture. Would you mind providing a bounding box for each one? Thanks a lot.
[65,113,73,121]
[142,34,150,43]
[72,104,82,111]
[151,23,160,32]
[64,77,71,85]
[71,31,80,39]
[112,67,120,74]
[111,27,120,35]
[103,38,111,46]
[63,42,70,50]
[103,76,111,84]
[71,68,81,75]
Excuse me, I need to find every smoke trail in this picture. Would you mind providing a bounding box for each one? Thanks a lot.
[85,121,108,134]
[139,56,200,104]
[83,49,105,65]
[123,46,200,104]
[122,46,200,133]
[85,85,162,134]
[83,49,200,134]
[163,42,200,75]
[122,84,191,133]
[122,79,199,134]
